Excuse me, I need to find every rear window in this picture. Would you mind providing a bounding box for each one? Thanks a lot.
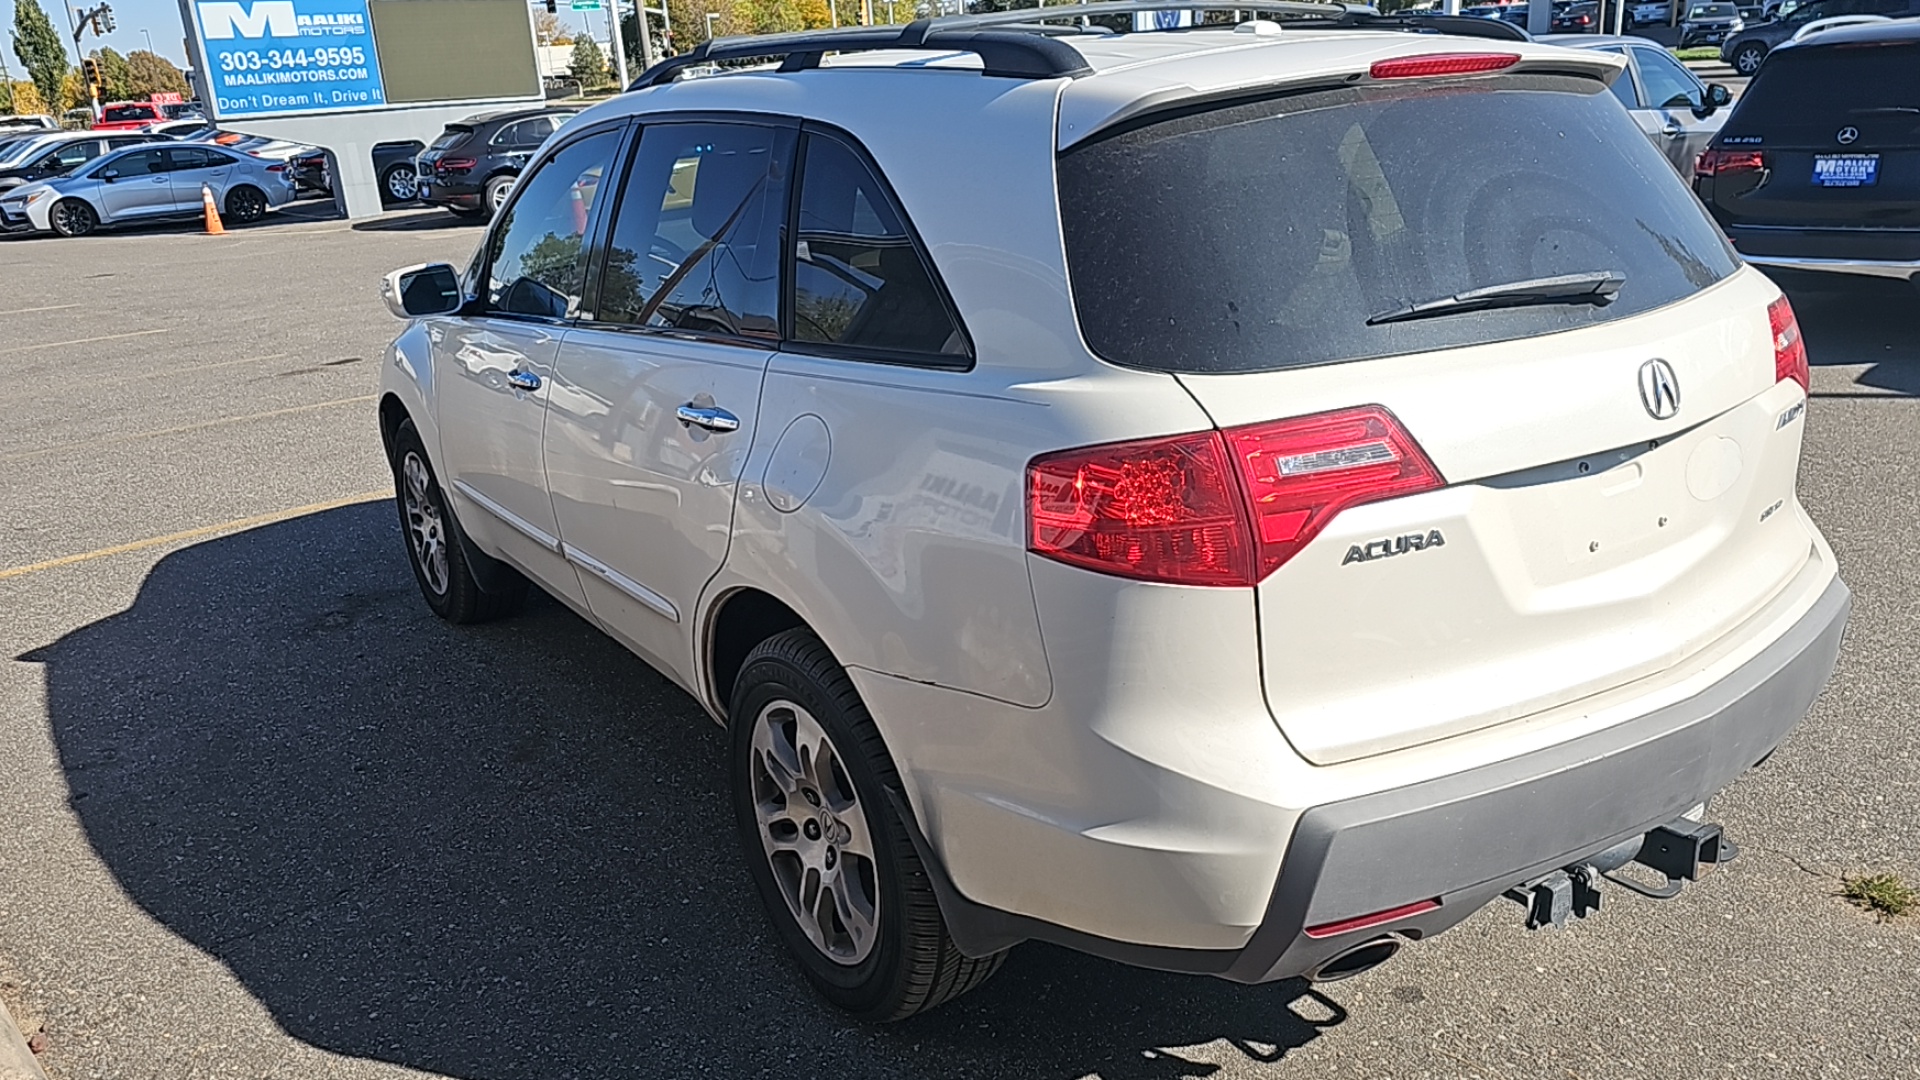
[1058,75,1736,375]
[1728,42,1920,138]
[430,127,471,151]
[101,105,155,123]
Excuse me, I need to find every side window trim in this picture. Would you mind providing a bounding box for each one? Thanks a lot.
[470,118,636,326]
[575,112,802,346]
[782,121,976,372]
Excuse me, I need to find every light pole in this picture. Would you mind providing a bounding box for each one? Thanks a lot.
[705,11,720,40]
[141,28,152,53]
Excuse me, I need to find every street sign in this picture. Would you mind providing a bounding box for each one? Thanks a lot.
[569,0,601,8]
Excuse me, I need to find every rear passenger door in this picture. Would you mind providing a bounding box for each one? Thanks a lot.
[163,146,235,209]
[543,119,791,680]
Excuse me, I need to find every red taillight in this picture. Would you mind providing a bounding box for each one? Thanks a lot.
[441,157,476,170]
[1694,148,1766,177]
[1305,898,1441,939]
[1026,406,1443,587]
[1769,295,1809,394]
[1575,13,1591,23]
[1368,52,1520,79]
[265,163,285,172]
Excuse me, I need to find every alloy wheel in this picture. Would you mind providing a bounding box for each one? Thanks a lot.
[1734,46,1763,73]
[401,451,450,596]
[385,167,417,202]
[52,200,95,236]
[748,699,881,966]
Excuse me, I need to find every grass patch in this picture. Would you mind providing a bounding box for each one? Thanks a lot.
[1841,873,1918,920]
[1673,47,1723,61]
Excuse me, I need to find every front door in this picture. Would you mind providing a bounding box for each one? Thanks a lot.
[544,119,792,680]
[433,124,627,608]
[1630,46,1722,172]
[97,147,173,219]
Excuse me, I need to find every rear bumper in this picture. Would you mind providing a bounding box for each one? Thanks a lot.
[917,575,1850,980]
[1743,254,1920,282]
[1729,225,1920,281]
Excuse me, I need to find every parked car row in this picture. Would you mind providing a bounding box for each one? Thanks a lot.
[0,139,295,237]
[1720,0,1920,71]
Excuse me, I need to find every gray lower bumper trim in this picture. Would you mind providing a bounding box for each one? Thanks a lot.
[915,576,1851,981]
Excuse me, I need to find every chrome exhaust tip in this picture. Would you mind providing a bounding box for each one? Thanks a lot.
[1306,936,1402,983]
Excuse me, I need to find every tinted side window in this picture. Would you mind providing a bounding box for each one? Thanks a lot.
[594,122,791,339]
[1597,48,1640,107]
[790,134,967,360]
[165,147,215,170]
[1633,48,1702,109]
[39,142,98,170]
[484,128,621,319]
[109,148,168,176]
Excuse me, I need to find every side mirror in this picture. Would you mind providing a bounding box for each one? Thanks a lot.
[382,262,464,319]
[1707,84,1733,107]
[99,169,119,182]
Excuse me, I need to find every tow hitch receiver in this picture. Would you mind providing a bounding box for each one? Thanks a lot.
[1508,818,1739,928]
[1604,820,1739,899]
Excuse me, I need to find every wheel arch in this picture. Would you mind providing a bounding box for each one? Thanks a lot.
[703,586,812,723]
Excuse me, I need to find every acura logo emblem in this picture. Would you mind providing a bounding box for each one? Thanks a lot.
[1639,359,1681,420]
[1837,126,1859,145]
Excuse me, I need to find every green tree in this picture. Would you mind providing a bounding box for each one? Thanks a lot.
[569,34,609,88]
[95,46,134,101]
[11,0,70,115]
[124,50,190,98]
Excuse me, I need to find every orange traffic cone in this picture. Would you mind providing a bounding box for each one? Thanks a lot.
[201,184,225,236]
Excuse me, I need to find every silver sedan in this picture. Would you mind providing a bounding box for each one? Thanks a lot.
[0,141,296,237]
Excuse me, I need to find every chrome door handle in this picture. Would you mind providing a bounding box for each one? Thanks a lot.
[1662,123,1683,136]
[506,369,541,391]
[676,404,740,432]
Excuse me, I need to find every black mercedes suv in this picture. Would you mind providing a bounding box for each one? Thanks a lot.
[413,107,579,220]
[1694,20,1920,288]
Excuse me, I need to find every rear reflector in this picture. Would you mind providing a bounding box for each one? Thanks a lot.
[1368,53,1520,79]
[1695,148,1766,177]
[1769,295,1809,394]
[1305,898,1441,939]
[1027,405,1443,586]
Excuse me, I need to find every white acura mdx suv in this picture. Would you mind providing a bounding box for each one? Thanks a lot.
[377,1,1849,1021]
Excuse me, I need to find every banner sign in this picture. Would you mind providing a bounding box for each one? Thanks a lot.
[192,0,387,117]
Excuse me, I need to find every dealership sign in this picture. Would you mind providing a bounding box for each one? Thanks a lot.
[192,0,386,117]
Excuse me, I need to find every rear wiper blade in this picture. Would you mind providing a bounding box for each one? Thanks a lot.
[1367,271,1626,326]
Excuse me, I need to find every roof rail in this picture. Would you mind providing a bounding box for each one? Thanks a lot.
[628,1,1527,90]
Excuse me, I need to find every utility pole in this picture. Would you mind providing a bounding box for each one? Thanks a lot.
[608,0,634,88]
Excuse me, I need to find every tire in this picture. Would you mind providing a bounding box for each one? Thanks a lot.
[1732,42,1766,74]
[731,628,1005,1022]
[388,419,528,624]
[49,198,97,237]
[484,174,516,217]
[224,184,268,224]
[380,163,417,206]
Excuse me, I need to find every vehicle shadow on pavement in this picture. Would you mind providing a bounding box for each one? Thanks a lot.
[1774,274,1920,398]
[22,502,1342,1080]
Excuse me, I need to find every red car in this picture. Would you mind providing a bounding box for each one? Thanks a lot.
[91,94,194,133]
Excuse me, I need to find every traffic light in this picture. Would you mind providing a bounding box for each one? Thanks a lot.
[98,5,115,33]
[82,57,102,98]
[544,0,557,11]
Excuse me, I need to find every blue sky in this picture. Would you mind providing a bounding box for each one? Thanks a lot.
[4,0,601,71]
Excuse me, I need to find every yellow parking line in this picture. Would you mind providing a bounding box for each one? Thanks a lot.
[0,394,377,463]
[0,328,171,355]
[0,490,389,582]
[6,304,82,315]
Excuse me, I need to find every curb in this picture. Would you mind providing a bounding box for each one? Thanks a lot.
[0,999,49,1080]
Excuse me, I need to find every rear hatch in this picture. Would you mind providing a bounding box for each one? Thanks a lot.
[417,125,474,176]
[1057,65,1814,764]
[1699,37,1920,240]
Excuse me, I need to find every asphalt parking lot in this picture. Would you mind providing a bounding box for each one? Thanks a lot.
[1,208,1916,1080]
